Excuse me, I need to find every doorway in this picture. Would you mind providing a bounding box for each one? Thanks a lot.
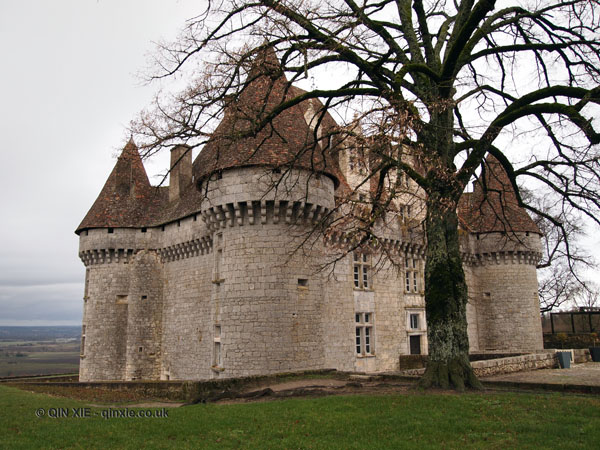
[409,335,421,355]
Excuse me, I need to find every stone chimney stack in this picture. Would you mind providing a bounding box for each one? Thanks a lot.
[169,145,192,202]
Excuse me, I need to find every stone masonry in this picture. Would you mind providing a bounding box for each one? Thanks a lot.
[76,50,543,381]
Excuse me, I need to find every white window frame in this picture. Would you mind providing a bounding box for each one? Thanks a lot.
[355,312,374,356]
[405,257,420,293]
[409,313,419,330]
[353,252,371,290]
[406,310,425,332]
[406,309,426,355]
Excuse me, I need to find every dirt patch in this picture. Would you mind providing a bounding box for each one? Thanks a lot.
[209,379,474,404]
[252,378,349,392]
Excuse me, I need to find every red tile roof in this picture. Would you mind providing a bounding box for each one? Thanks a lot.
[192,47,339,187]
[458,155,540,234]
[76,139,167,232]
[77,55,539,239]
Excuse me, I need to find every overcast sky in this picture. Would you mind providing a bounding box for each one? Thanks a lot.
[0,1,201,325]
[0,1,598,327]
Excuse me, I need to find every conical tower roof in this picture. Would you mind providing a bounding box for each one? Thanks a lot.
[193,47,339,186]
[458,155,540,234]
[76,139,163,233]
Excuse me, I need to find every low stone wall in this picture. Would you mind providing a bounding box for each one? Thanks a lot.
[398,355,428,370]
[553,348,591,364]
[400,352,557,377]
[471,352,556,377]
[8,369,338,403]
[398,353,525,371]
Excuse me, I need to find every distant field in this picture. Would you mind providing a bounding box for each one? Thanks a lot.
[0,341,79,377]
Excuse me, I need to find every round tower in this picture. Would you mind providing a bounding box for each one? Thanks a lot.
[459,156,544,353]
[76,140,163,381]
[191,48,338,377]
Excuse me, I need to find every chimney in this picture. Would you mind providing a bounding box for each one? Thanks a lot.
[169,145,192,202]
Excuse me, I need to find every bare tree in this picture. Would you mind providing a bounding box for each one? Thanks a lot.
[538,263,584,313]
[523,192,596,313]
[574,281,600,310]
[132,0,600,389]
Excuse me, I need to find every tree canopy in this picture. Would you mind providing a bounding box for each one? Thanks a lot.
[134,0,600,389]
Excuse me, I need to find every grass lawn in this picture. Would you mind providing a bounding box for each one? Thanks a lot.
[1,384,599,449]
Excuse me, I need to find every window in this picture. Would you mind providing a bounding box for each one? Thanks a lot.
[84,269,90,300]
[214,233,223,282]
[410,313,419,330]
[400,204,412,222]
[355,312,374,356]
[398,170,410,187]
[405,258,420,293]
[353,252,371,289]
[213,325,222,367]
[80,325,86,356]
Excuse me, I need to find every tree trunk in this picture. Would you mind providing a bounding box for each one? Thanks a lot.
[418,197,482,390]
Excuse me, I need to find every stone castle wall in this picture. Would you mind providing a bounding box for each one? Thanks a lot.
[78,167,543,381]
[79,228,160,381]
[199,167,334,378]
[463,232,543,352]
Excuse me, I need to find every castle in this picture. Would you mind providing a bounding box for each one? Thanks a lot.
[76,51,543,381]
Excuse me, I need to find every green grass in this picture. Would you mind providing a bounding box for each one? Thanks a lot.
[1,384,599,449]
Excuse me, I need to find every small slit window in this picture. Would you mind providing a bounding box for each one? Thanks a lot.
[213,325,222,367]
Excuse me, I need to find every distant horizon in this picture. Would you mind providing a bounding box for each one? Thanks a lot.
[0,322,81,327]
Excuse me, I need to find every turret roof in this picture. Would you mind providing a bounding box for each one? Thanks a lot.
[76,139,166,233]
[458,155,540,234]
[193,47,339,187]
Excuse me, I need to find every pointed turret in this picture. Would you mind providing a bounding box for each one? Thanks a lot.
[193,47,339,187]
[76,139,158,233]
[458,155,540,234]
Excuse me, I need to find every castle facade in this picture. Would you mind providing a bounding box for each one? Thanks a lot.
[76,52,543,381]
